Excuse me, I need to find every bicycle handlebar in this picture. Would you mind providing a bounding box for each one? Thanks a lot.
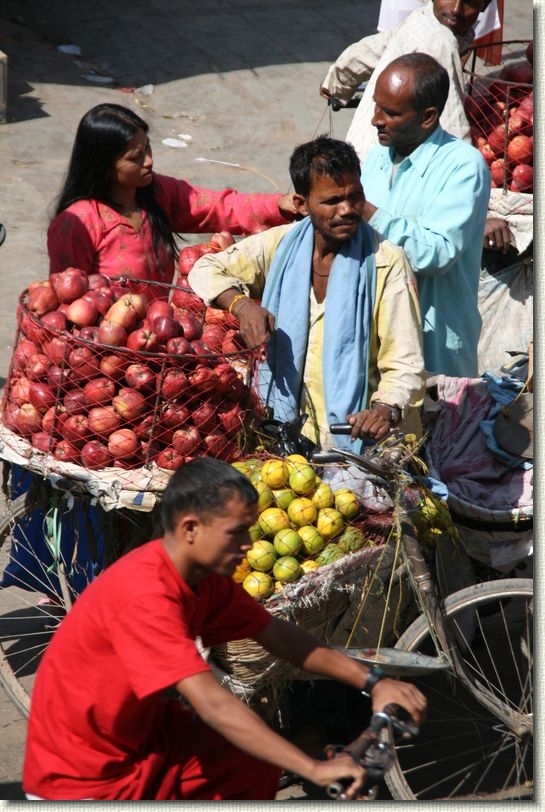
[325,704,418,800]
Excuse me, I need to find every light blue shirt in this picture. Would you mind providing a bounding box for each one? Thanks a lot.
[361,127,490,377]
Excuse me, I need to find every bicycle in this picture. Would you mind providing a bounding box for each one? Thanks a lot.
[306,426,532,801]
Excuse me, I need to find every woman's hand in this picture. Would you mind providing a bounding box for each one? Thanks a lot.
[483,217,513,253]
[277,193,301,221]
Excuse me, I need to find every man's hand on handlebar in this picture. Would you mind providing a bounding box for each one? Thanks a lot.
[308,752,366,800]
[370,678,427,728]
[346,406,391,441]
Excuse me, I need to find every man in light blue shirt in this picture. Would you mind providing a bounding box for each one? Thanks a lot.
[361,52,490,377]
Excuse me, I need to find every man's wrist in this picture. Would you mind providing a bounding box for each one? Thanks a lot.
[361,665,386,698]
[371,401,402,426]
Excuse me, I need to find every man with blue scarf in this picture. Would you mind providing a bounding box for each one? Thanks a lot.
[189,136,425,452]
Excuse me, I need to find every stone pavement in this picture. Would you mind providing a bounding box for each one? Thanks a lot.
[0,0,534,799]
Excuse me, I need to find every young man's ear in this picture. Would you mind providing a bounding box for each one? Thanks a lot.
[421,106,440,132]
[293,193,309,217]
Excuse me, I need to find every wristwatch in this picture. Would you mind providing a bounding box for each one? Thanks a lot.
[361,665,386,697]
[371,402,402,426]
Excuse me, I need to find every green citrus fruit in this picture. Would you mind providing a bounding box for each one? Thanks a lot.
[316,508,345,539]
[242,571,274,600]
[287,497,318,527]
[259,507,291,537]
[298,525,326,555]
[273,555,302,583]
[247,540,277,572]
[261,458,289,489]
[273,528,302,556]
[334,488,360,519]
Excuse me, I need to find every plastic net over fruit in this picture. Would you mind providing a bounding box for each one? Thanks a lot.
[0,271,264,507]
[463,40,533,193]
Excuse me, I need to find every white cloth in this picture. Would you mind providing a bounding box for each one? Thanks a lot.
[377,0,500,39]
[322,3,473,162]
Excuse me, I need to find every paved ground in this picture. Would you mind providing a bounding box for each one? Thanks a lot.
[0,0,534,800]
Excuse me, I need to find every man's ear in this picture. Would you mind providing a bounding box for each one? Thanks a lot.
[421,106,440,132]
[176,515,199,543]
[293,193,309,217]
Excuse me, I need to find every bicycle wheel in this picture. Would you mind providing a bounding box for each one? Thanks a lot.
[385,578,533,801]
[0,490,111,717]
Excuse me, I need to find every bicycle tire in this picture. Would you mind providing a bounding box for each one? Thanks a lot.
[384,578,533,801]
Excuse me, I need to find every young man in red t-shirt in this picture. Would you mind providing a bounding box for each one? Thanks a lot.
[23,457,426,801]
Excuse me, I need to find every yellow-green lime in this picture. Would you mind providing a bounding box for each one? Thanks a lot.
[316,508,345,539]
[242,571,274,600]
[334,488,360,519]
[288,463,317,495]
[254,480,274,512]
[247,540,277,572]
[300,559,319,574]
[259,507,291,537]
[273,528,302,556]
[272,487,297,510]
[298,525,326,555]
[312,482,335,509]
[249,522,263,542]
[261,458,289,489]
[287,497,318,527]
[273,555,302,583]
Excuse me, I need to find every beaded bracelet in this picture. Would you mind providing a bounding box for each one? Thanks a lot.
[228,293,247,315]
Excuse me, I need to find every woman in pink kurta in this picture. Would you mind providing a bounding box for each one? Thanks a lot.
[47,104,295,293]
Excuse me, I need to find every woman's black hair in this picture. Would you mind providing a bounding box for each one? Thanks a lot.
[51,103,178,265]
[161,457,258,532]
[289,135,361,198]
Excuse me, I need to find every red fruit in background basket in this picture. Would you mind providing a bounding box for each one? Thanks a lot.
[43,337,67,366]
[146,300,173,322]
[66,297,98,328]
[108,428,139,460]
[489,158,510,187]
[64,388,89,414]
[191,400,217,433]
[202,325,226,353]
[97,319,128,347]
[62,414,91,447]
[155,447,185,471]
[88,405,122,438]
[28,381,56,413]
[100,353,129,379]
[3,403,21,432]
[510,163,533,192]
[27,286,59,318]
[81,439,112,470]
[68,345,100,379]
[42,405,69,435]
[166,336,195,359]
[499,61,533,87]
[87,273,110,291]
[125,363,156,392]
[15,402,43,435]
[152,316,180,343]
[172,425,201,456]
[171,288,205,315]
[209,231,235,251]
[53,439,80,463]
[79,326,101,342]
[161,402,191,429]
[479,143,495,165]
[47,364,72,389]
[217,401,243,436]
[83,288,115,316]
[10,376,32,406]
[507,134,532,165]
[41,310,67,331]
[487,123,509,156]
[507,110,532,137]
[12,339,39,372]
[31,432,56,453]
[222,329,246,355]
[24,353,50,382]
[177,311,203,342]
[189,365,217,393]
[112,387,147,421]
[50,267,89,304]
[178,245,203,275]
[203,430,227,457]
[126,327,160,353]
[159,368,188,399]
[83,377,116,406]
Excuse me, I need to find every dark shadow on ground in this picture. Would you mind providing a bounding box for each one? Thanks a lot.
[0,782,25,800]
[0,0,379,123]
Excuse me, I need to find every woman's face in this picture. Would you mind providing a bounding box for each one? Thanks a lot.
[110,128,153,192]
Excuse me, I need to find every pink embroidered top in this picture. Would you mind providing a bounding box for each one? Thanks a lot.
[47,173,288,289]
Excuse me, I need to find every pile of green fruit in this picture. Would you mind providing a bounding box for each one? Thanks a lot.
[231,454,374,601]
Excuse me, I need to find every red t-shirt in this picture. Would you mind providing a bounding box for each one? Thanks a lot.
[23,539,271,800]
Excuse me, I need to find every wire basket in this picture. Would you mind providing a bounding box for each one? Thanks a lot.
[0,273,263,493]
[463,40,533,193]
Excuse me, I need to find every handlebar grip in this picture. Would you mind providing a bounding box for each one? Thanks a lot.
[326,777,351,800]
[329,423,353,434]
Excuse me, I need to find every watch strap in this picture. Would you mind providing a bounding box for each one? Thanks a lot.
[361,665,386,697]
